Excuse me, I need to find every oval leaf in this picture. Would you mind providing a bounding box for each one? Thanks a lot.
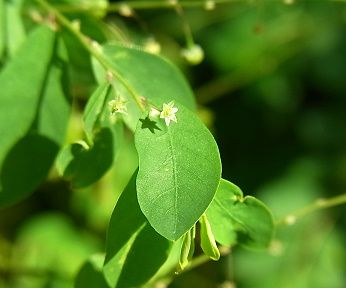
[206,179,274,249]
[135,103,221,241]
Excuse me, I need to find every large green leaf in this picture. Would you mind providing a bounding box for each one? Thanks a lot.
[93,44,196,130]
[135,103,221,241]
[75,254,110,288]
[0,25,55,166]
[206,179,274,249]
[0,26,70,207]
[104,172,171,288]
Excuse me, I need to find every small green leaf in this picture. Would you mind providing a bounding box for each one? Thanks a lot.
[83,83,111,143]
[206,179,274,249]
[188,225,196,261]
[135,103,221,241]
[75,254,110,288]
[104,172,171,288]
[94,44,196,130]
[199,214,220,261]
[56,127,113,188]
[179,231,192,271]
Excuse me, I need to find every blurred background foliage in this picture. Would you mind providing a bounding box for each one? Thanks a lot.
[0,0,345,287]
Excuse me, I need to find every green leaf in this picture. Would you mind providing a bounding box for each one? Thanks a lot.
[104,172,171,288]
[75,254,110,288]
[135,103,221,241]
[0,26,70,207]
[93,44,196,130]
[199,214,220,261]
[0,0,4,59]
[83,83,111,143]
[37,38,71,145]
[0,25,55,165]
[5,0,26,57]
[56,127,113,188]
[206,179,274,249]
[179,231,192,270]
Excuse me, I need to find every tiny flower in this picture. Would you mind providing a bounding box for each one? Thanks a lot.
[149,107,161,118]
[108,98,128,115]
[160,101,178,126]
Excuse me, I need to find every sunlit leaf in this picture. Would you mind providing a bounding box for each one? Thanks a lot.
[135,103,221,240]
[206,179,274,249]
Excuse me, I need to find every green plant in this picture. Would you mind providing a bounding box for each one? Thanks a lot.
[0,1,345,287]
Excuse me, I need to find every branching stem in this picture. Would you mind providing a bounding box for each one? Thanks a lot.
[276,193,346,226]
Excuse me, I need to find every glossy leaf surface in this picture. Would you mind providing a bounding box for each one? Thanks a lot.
[135,103,221,240]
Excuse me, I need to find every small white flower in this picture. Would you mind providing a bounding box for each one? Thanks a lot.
[108,98,128,115]
[160,101,178,126]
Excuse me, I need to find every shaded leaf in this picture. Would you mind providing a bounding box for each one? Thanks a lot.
[56,127,113,188]
[206,179,274,249]
[75,254,110,288]
[0,134,58,205]
[104,172,171,288]
[135,103,221,240]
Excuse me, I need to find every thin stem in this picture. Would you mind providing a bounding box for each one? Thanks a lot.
[276,193,346,226]
[174,3,195,47]
[35,0,145,112]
